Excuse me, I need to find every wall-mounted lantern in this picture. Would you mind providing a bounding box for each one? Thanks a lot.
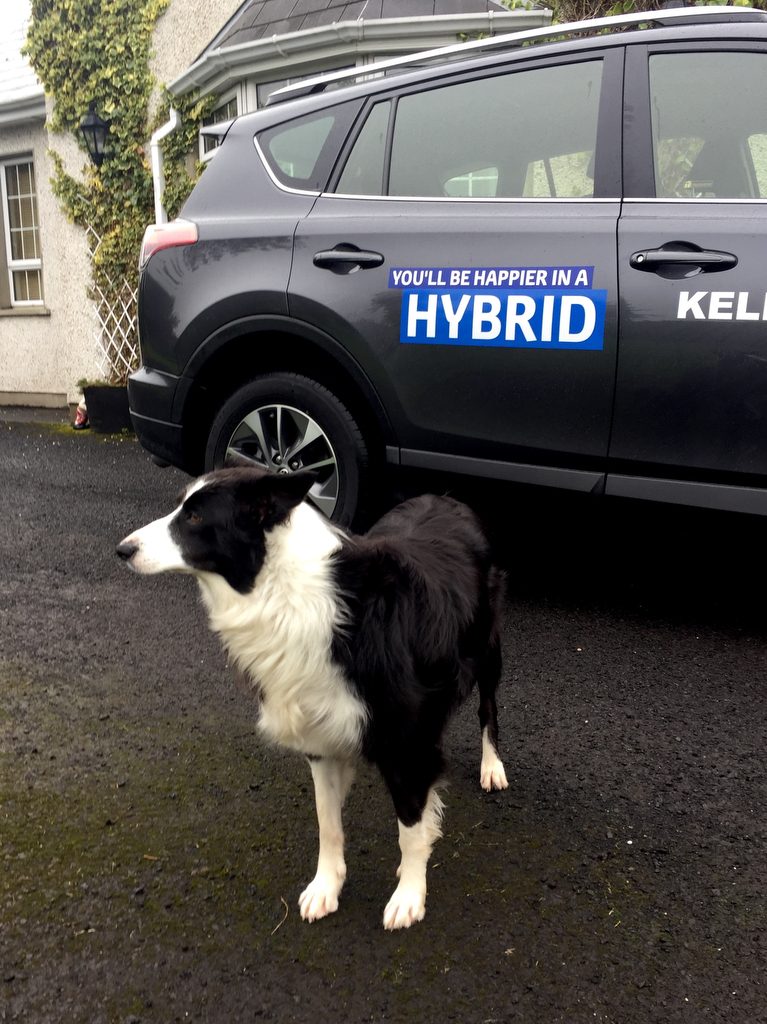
[79,101,111,167]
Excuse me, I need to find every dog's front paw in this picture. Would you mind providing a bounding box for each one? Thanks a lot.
[299,874,343,922]
[383,883,426,930]
[480,756,509,792]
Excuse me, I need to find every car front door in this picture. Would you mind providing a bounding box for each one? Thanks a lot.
[287,50,623,493]
[611,42,767,512]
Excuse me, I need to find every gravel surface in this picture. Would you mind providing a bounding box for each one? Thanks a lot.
[0,418,765,1023]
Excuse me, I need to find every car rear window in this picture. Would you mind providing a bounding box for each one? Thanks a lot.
[257,100,360,192]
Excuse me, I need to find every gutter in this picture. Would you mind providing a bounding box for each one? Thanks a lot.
[149,107,181,225]
[168,10,552,97]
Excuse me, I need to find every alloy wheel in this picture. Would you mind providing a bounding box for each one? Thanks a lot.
[224,403,340,519]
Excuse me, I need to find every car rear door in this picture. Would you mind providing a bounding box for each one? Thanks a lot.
[611,39,767,512]
[285,49,623,492]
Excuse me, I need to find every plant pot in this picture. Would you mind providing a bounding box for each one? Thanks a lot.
[83,385,132,434]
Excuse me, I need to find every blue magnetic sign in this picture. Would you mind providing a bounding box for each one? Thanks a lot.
[390,267,607,351]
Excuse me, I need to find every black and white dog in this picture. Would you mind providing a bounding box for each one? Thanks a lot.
[117,467,507,929]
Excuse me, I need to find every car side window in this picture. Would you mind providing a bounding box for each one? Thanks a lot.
[385,60,603,199]
[336,101,392,195]
[649,51,767,199]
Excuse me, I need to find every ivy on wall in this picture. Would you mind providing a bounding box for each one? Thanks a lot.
[544,0,764,24]
[25,0,209,382]
[152,89,216,222]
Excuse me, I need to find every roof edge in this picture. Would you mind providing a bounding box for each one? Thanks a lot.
[167,10,552,96]
[0,91,47,129]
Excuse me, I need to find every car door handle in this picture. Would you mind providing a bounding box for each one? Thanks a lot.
[313,245,384,272]
[630,242,738,274]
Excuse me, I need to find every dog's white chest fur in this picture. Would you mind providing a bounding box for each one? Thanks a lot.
[196,503,366,757]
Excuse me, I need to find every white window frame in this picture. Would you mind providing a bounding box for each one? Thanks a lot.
[0,156,44,308]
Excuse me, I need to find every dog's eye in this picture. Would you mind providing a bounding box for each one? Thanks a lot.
[186,510,203,526]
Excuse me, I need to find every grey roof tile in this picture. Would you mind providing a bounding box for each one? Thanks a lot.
[380,0,435,15]
[211,0,512,51]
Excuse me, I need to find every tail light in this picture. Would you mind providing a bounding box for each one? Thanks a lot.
[139,219,198,269]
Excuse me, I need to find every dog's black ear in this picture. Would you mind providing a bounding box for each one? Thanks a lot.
[267,470,317,516]
[239,470,317,527]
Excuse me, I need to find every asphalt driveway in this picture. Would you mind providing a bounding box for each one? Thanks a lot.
[0,417,765,1023]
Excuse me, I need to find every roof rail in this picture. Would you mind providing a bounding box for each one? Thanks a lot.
[268,5,765,105]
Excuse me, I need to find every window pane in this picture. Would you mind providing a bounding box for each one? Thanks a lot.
[650,52,767,199]
[12,270,28,302]
[26,269,41,301]
[444,167,499,198]
[258,102,357,191]
[3,159,43,304]
[10,228,38,262]
[202,97,238,154]
[17,162,31,196]
[12,270,33,302]
[268,115,334,181]
[748,133,767,195]
[5,164,19,198]
[258,78,291,107]
[7,194,20,231]
[21,195,35,230]
[523,151,595,199]
[12,269,41,302]
[389,60,603,198]
[654,136,706,199]
[336,101,390,195]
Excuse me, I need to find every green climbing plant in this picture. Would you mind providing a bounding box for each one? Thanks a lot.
[545,0,765,25]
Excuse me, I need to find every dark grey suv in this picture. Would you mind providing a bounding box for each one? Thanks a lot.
[131,6,767,523]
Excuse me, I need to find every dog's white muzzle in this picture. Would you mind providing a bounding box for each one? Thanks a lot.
[116,511,187,575]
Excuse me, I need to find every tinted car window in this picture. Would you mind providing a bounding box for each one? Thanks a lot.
[649,51,767,199]
[258,101,360,191]
[336,100,392,195]
[387,60,603,199]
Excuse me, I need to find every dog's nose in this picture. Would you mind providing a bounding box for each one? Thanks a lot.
[116,540,138,562]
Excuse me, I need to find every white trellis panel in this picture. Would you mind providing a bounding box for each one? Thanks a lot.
[86,224,139,382]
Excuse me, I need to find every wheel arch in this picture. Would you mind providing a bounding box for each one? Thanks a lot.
[177,315,394,476]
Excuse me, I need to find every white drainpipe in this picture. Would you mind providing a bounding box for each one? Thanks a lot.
[149,107,181,225]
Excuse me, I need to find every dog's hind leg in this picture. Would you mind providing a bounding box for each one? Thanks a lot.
[477,636,509,792]
[299,757,356,922]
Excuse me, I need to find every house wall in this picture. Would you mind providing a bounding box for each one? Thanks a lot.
[149,0,243,114]
[0,116,99,407]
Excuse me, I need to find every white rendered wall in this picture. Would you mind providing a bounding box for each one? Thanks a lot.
[149,0,243,115]
[0,116,99,406]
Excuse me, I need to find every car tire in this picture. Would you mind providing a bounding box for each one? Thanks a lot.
[204,372,369,526]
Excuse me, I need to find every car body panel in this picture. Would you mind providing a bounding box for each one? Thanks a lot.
[613,40,767,481]
[137,221,298,376]
[290,198,620,466]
